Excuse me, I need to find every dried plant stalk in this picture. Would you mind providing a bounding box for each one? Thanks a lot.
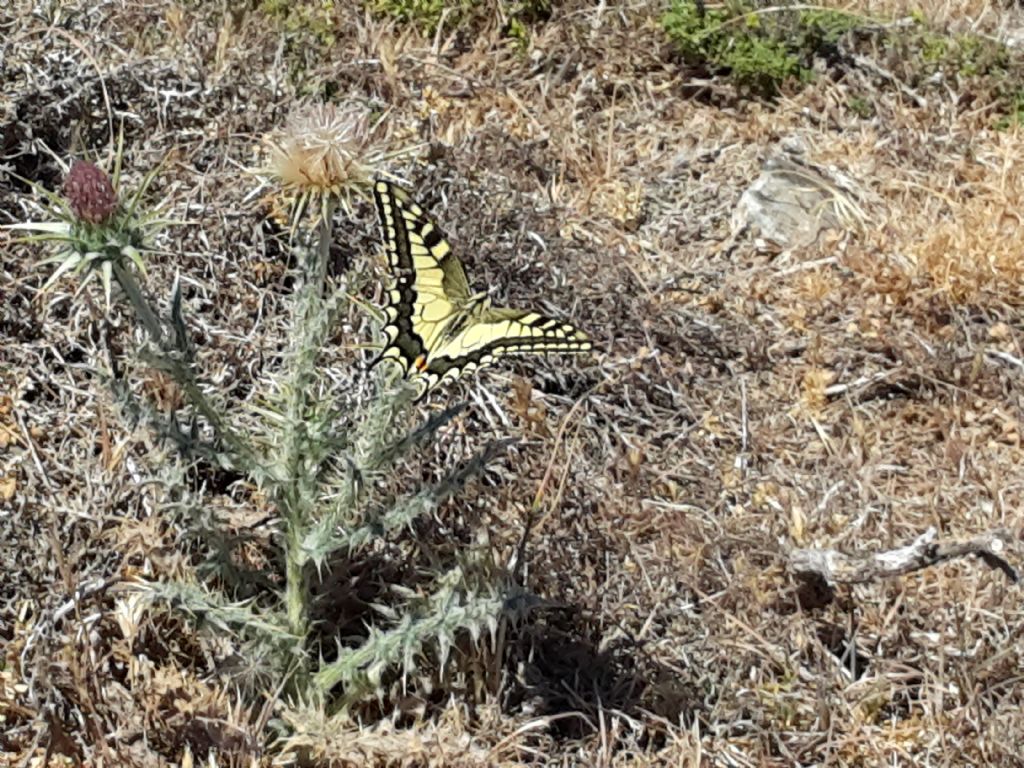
[789,526,1020,588]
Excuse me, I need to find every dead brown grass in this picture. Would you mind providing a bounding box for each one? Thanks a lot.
[828,0,1020,31]
[4,0,1024,765]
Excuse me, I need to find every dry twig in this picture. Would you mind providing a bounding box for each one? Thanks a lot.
[790,526,1020,588]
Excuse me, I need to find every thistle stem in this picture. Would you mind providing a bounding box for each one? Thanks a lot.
[111,259,163,343]
[281,201,336,648]
[110,259,260,469]
[284,526,309,642]
[315,199,334,289]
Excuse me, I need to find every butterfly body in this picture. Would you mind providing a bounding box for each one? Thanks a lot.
[373,180,591,397]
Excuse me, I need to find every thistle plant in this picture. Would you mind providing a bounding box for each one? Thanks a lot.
[13,106,520,727]
[13,151,158,309]
[11,148,261,468]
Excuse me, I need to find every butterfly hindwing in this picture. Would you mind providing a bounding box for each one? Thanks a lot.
[425,308,592,388]
[372,180,591,396]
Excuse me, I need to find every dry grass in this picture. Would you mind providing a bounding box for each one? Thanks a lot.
[4,0,1024,765]
[831,0,1020,31]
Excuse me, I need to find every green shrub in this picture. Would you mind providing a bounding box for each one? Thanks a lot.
[662,0,1024,126]
[661,0,863,97]
[259,0,337,47]
[914,31,1008,79]
[369,0,476,33]
[370,0,551,42]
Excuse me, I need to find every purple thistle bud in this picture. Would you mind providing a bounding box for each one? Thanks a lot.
[64,160,118,224]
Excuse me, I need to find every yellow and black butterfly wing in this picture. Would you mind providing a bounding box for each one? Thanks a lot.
[373,180,470,376]
[423,307,592,391]
[373,179,592,396]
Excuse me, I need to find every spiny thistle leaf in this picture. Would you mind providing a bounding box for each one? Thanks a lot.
[312,563,510,707]
[130,578,296,645]
[339,437,518,554]
[367,402,468,472]
[107,373,231,467]
[351,377,420,471]
[170,275,191,353]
